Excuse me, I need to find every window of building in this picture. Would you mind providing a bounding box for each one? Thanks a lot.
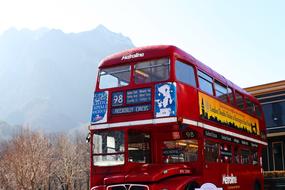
[214,81,228,103]
[262,101,285,128]
[246,98,255,115]
[134,58,170,84]
[228,87,235,105]
[272,142,284,170]
[262,147,269,171]
[128,131,151,163]
[198,70,214,95]
[235,91,244,110]
[163,139,198,163]
[220,143,232,163]
[175,60,196,87]
[99,65,131,89]
[204,140,219,162]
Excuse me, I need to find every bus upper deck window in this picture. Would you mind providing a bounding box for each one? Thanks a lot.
[99,65,130,89]
[214,81,228,103]
[228,87,235,105]
[246,98,255,115]
[175,60,197,87]
[134,58,170,84]
[235,91,244,110]
[198,70,214,95]
[255,103,262,118]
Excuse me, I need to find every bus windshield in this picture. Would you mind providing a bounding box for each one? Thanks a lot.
[98,58,170,89]
[134,58,170,84]
[99,65,131,89]
[93,130,125,166]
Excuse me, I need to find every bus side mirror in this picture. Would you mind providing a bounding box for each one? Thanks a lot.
[86,132,91,143]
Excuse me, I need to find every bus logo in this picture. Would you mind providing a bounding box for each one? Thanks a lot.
[121,52,144,60]
[222,174,237,185]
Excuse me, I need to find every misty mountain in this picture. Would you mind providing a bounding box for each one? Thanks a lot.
[0,25,134,132]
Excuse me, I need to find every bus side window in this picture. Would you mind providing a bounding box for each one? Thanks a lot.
[198,70,214,95]
[246,98,255,115]
[252,149,258,165]
[204,140,219,162]
[128,132,151,163]
[163,139,198,163]
[220,143,232,163]
[235,91,245,110]
[234,146,240,164]
[134,58,170,84]
[214,81,228,103]
[254,103,262,118]
[175,60,197,87]
[241,149,250,164]
[227,87,235,105]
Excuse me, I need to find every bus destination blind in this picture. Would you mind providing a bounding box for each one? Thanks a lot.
[111,88,152,114]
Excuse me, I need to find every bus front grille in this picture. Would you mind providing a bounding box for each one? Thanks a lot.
[107,184,149,190]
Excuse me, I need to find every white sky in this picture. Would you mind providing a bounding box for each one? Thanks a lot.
[0,0,284,87]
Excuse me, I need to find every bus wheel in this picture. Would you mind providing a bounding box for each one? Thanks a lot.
[254,181,261,190]
[185,182,199,190]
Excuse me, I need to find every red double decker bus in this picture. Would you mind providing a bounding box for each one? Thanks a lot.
[89,45,267,190]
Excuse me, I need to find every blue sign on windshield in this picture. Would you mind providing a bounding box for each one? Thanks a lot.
[91,91,108,124]
[155,83,176,118]
[126,88,151,104]
[112,91,124,107]
[112,104,151,114]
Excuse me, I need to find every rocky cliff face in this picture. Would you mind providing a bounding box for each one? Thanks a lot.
[0,25,134,132]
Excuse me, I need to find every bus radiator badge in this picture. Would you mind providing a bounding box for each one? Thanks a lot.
[195,183,223,190]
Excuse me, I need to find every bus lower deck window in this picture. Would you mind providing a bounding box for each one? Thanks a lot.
[93,130,125,166]
[241,149,250,164]
[128,132,151,163]
[204,140,219,162]
[163,139,198,163]
[220,143,232,163]
[252,149,258,165]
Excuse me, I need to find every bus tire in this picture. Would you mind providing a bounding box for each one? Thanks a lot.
[254,181,261,190]
[185,181,199,190]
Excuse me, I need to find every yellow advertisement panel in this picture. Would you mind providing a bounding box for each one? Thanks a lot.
[199,92,259,135]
